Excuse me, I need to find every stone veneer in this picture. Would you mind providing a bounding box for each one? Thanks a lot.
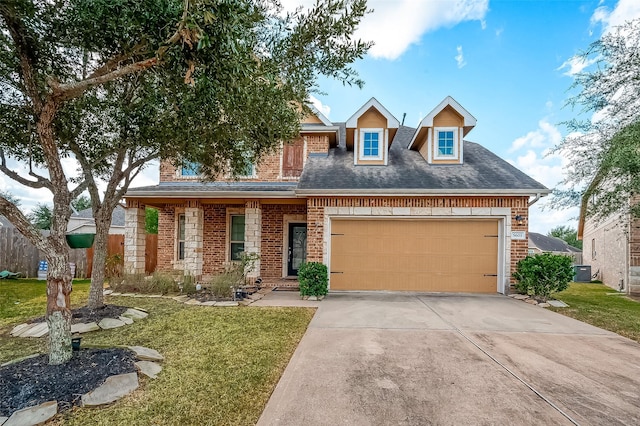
[124,203,146,274]
[183,204,204,276]
[244,201,262,279]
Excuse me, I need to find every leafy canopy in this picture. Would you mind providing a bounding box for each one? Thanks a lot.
[553,19,640,222]
[548,225,582,250]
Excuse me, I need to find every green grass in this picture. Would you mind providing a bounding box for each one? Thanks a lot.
[0,279,91,328]
[0,282,315,425]
[551,282,640,343]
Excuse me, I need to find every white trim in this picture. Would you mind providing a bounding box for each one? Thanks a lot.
[459,128,464,164]
[324,213,509,294]
[427,128,432,163]
[307,103,333,126]
[345,97,400,128]
[358,128,384,161]
[384,129,389,166]
[408,96,477,149]
[226,208,245,262]
[433,127,459,160]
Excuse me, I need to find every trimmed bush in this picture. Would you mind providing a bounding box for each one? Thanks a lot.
[298,262,328,298]
[513,253,574,301]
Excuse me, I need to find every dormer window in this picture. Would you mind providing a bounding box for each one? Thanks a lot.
[435,128,458,159]
[360,129,383,160]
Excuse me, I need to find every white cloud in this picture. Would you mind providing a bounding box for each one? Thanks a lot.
[495,27,503,37]
[557,55,599,76]
[309,95,331,118]
[508,119,561,153]
[590,0,640,33]
[455,46,467,68]
[280,0,489,60]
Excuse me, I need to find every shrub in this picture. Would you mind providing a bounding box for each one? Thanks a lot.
[105,253,124,279]
[111,271,181,295]
[513,253,574,301]
[208,274,236,299]
[298,262,328,298]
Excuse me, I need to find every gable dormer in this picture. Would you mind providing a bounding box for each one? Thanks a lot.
[345,98,399,166]
[408,96,476,165]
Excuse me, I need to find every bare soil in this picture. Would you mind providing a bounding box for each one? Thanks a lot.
[0,348,136,417]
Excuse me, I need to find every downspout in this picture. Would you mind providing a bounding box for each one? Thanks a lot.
[528,193,542,207]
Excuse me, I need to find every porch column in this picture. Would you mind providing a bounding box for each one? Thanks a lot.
[244,200,262,280]
[184,202,204,278]
[124,202,146,274]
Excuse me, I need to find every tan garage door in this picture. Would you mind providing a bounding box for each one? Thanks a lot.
[330,219,499,293]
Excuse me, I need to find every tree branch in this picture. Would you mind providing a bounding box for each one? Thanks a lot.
[0,195,50,252]
[0,149,52,190]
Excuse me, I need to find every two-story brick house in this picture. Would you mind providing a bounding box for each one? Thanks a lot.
[124,96,549,294]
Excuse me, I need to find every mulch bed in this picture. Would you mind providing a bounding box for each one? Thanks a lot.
[30,304,129,324]
[0,348,136,417]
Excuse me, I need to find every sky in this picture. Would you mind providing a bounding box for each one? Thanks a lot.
[2,0,639,234]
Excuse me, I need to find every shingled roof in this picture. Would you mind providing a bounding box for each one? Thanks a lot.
[296,125,548,195]
[529,232,581,253]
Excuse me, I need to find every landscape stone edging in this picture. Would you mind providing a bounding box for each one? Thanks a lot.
[106,287,277,307]
[508,293,567,308]
[9,308,149,339]
[1,346,163,426]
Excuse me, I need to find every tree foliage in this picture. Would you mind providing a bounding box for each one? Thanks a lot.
[71,195,91,212]
[553,19,640,222]
[548,225,582,250]
[0,0,370,364]
[145,207,158,234]
[27,203,53,230]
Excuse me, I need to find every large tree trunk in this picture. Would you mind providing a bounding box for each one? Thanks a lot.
[45,235,73,365]
[87,208,114,309]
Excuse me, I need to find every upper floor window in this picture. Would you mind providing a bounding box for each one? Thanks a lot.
[434,127,459,160]
[358,128,383,161]
[236,158,256,178]
[181,161,200,176]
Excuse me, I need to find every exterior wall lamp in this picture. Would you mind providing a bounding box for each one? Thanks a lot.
[514,215,526,226]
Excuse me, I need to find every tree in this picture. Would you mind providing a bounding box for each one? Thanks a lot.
[145,207,158,234]
[71,195,91,212]
[0,190,20,206]
[0,0,370,364]
[27,203,53,230]
[548,225,582,250]
[553,19,640,222]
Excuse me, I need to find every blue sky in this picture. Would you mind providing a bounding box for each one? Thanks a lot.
[2,0,639,234]
[298,0,640,234]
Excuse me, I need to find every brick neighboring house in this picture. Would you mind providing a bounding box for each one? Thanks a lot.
[124,97,549,294]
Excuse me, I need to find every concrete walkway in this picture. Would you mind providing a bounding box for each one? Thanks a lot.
[257,292,640,426]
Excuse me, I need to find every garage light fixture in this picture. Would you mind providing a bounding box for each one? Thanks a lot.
[514,215,526,226]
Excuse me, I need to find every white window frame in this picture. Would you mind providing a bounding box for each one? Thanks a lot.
[177,213,186,260]
[179,161,201,178]
[434,127,459,160]
[227,210,246,261]
[358,128,384,161]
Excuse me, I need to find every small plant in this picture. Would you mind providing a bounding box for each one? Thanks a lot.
[105,253,124,279]
[513,253,574,301]
[298,262,328,298]
[208,274,236,299]
[180,274,197,295]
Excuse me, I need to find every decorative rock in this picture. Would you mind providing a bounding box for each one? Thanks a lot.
[118,316,134,325]
[103,289,113,295]
[19,322,49,338]
[4,400,57,426]
[172,295,190,302]
[200,301,217,306]
[98,318,126,330]
[10,323,32,337]
[135,361,162,379]
[525,299,538,305]
[81,373,139,407]
[512,294,529,300]
[538,303,550,308]
[133,307,148,313]
[121,293,136,297]
[215,301,239,307]
[548,300,569,308]
[71,322,100,334]
[185,299,202,305]
[0,416,7,425]
[110,292,122,296]
[121,308,148,320]
[248,293,264,300]
[128,346,164,362]
[308,296,318,301]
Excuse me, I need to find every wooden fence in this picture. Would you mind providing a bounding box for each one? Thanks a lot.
[0,227,89,278]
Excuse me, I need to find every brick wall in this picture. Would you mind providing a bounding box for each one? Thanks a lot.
[261,203,307,277]
[202,204,236,276]
[157,204,178,271]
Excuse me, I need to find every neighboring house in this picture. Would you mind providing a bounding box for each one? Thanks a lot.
[124,97,549,294]
[0,215,13,228]
[528,232,582,264]
[579,210,640,293]
[67,205,126,235]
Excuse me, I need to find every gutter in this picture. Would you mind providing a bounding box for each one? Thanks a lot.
[125,190,297,198]
[528,193,544,207]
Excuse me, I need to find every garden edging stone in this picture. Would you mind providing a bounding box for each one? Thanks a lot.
[4,400,57,426]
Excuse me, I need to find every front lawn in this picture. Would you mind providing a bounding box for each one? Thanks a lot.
[0,282,314,425]
[550,282,640,343]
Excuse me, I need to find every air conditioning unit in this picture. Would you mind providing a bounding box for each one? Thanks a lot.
[573,265,591,283]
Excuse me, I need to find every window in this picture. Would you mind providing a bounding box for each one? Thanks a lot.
[177,214,186,260]
[434,127,459,159]
[230,215,245,260]
[237,158,255,177]
[358,128,383,161]
[181,161,199,176]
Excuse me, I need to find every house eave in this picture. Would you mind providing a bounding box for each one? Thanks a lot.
[125,190,297,199]
[295,188,552,197]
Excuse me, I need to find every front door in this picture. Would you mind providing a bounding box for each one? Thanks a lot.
[288,223,307,276]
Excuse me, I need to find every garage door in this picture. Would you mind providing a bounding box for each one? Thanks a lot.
[330,219,499,293]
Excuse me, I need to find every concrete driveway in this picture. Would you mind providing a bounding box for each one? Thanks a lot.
[257,292,640,426]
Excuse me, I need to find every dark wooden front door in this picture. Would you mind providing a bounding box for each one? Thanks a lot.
[288,223,307,276]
